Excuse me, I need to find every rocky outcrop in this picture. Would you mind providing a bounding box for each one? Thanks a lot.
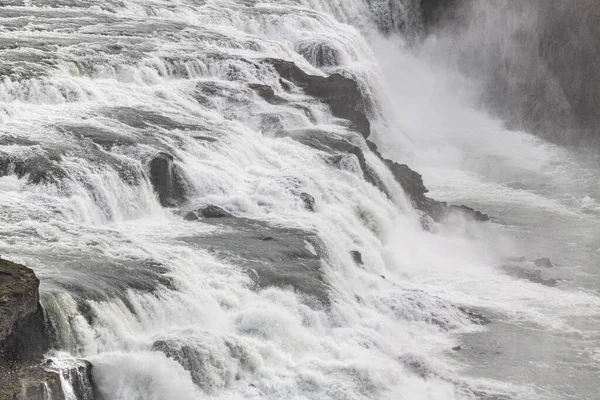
[292,130,383,190]
[0,153,65,185]
[299,192,316,212]
[367,141,489,223]
[248,84,286,105]
[184,205,233,220]
[148,152,189,207]
[296,41,342,68]
[0,259,48,365]
[180,218,329,306]
[534,257,554,268]
[0,259,96,400]
[266,58,371,138]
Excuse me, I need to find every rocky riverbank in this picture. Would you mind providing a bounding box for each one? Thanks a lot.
[0,259,95,400]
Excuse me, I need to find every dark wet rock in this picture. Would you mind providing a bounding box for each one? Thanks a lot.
[152,334,255,393]
[266,58,371,138]
[502,266,558,287]
[0,259,49,366]
[59,125,136,149]
[148,152,189,207]
[279,78,292,92]
[290,129,383,190]
[0,358,95,400]
[0,260,97,399]
[179,218,329,305]
[53,359,95,400]
[299,192,316,212]
[448,205,490,222]
[367,140,489,223]
[103,107,199,131]
[0,152,66,185]
[184,205,233,220]
[43,258,172,307]
[398,353,439,379]
[350,250,363,265]
[452,345,462,351]
[248,84,287,105]
[534,257,554,268]
[457,307,492,325]
[296,41,342,68]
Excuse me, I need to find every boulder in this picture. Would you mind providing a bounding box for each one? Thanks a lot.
[534,257,554,268]
[299,192,316,212]
[265,59,371,138]
[148,152,188,207]
[350,250,363,265]
[184,205,233,220]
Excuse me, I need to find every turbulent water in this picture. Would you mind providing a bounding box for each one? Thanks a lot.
[1,0,599,399]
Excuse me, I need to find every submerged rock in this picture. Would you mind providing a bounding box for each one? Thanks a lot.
[184,205,233,220]
[248,84,287,105]
[180,217,329,306]
[296,41,342,67]
[534,257,554,268]
[266,58,371,138]
[148,152,189,207]
[350,250,363,265]
[0,153,65,185]
[502,265,558,287]
[299,192,316,212]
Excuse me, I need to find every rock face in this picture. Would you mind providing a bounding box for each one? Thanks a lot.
[0,259,48,365]
[0,259,96,400]
[148,152,189,207]
[266,58,371,138]
[296,41,342,67]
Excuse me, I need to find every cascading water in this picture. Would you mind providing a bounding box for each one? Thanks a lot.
[1,1,599,399]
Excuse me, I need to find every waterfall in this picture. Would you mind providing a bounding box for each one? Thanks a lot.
[2,1,600,399]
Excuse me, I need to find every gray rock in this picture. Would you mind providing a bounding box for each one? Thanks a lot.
[266,58,371,138]
[299,192,316,212]
[180,218,329,305]
[248,84,287,105]
[148,152,189,207]
[534,257,554,268]
[0,259,48,366]
[350,251,363,265]
[184,205,233,220]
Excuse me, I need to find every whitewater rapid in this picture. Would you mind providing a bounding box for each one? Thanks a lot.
[1,0,599,399]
